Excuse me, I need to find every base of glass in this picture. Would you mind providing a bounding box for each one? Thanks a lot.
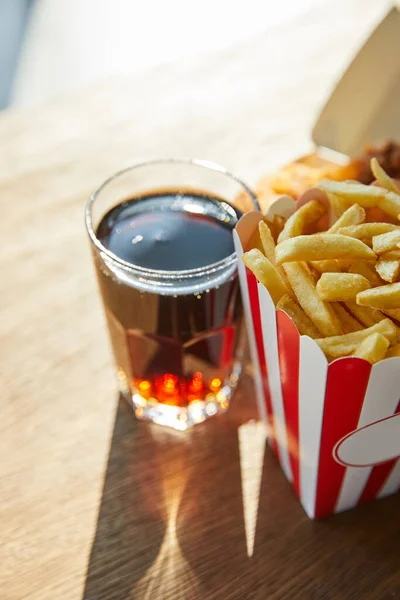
[131,384,233,431]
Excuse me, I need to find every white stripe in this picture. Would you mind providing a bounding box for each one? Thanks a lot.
[378,459,400,499]
[233,230,267,425]
[335,358,400,513]
[258,284,292,483]
[298,337,328,519]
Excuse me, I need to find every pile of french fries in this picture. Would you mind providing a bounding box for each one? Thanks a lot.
[243,158,400,364]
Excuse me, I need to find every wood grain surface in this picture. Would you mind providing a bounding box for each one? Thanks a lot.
[1,2,399,599]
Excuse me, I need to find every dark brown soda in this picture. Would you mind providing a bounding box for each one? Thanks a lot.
[95,190,243,410]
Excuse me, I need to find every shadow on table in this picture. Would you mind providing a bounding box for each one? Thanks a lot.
[82,396,166,600]
[82,377,400,600]
[82,371,259,600]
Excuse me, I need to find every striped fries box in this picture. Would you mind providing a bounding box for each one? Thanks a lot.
[233,198,400,519]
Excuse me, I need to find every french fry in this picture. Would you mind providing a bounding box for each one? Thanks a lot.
[333,303,362,333]
[371,157,400,194]
[277,200,326,242]
[276,294,321,338]
[377,191,400,219]
[282,262,342,336]
[327,203,365,233]
[258,221,292,291]
[316,273,371,302]
[317,179,387,207]
[259,220,276,259]
[372,229,400,254]
[348,262,384,286]
[382,308,400,323]
[243,249,289,305]
[357,283,400,310]
[375,259,400,284]
[307,264,321,284]
[311,259,356,274]
[275,234,376,264]
[326,192,352,217]
[365,207,398,224]
[315,319,397,358]
[344,301,385,327]
[245,157,400,365]
[352,332,390,364]
[386,343,400,358]
[268,215,286,241]
[337,223,398,245]
[317,177,400,220]
[310,259,342,274]
[379,249,400,260]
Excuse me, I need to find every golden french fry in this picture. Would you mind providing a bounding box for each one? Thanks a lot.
[337,223,398,245]
[377,191,400,219]
[311,259,356,274]
[267,215,286,241]
[315,319,397,358]
[317,179,387,207]
[332,303,362,333]
[252,162,400,362]
[365,207,398,224]
[276,294,321,338]
[258,220,276,259]
[357,283,400,309]
[307,264,321,284]
[348,262,384,286]
[372,229,400,254]
[277,200,326,242]
[258,221,292,291]
[275,234,376,264]
[326,192,352,217]
[282,262,342,336]
[371,157,400,194]
[317,176,400,219]
[310,259,342,274]
[352,332,390,363]
[243,249,290,305]
[382,308,400,323]
[316,273,371,302]
[344,301,385,327]
[327,203,365,233]
[386,343,400,358]
[375,259,400,283]
[379,249,400,260]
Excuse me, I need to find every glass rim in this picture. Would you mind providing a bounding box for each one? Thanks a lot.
[85,157,259,279]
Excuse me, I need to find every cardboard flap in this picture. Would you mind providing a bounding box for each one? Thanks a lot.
[312,7,400,157]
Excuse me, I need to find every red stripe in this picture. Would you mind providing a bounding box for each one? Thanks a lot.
[358,400,400,505]
[246,268,278,458]
[221,325,235,368]
[276,310,300,497]
[314,358,371,519]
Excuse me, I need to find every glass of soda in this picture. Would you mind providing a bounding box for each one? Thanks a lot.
[86,159,258,430]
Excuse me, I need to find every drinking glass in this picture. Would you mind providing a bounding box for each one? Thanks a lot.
[86,158,258,430]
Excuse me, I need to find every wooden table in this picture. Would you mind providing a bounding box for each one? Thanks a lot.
[1,2,399,599]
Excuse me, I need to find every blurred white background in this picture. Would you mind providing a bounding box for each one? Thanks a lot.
[11,0,323,107]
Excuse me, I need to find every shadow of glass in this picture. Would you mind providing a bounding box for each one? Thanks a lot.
[82,396,166,600]
[83,369,259,600]
[177,404,253,599]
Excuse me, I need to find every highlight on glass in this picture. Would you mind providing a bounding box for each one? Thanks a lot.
[86,158,258,430]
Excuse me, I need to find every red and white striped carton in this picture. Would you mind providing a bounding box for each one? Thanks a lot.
[233,199,400,519]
